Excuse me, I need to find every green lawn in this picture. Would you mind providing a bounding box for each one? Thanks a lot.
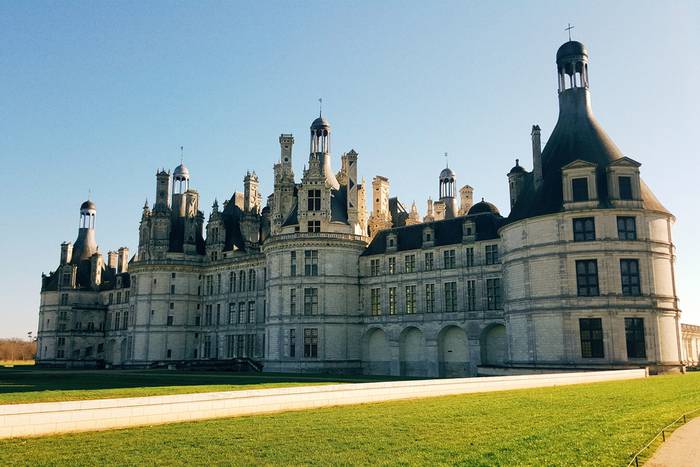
[0,367,397,405]
[2,372,700,465]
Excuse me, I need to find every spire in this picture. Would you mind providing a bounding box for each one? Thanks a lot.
[318,97,323,117]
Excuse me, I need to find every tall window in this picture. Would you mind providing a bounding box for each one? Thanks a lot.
[248,269,256,291]
[304,250,319,276]
[617,216,637,240]
[618,176,633,200]
[465,248,474,267]
[307,189,321,211]
[238,271,245,292]
[388,287,397,315]
[303,288,318,315]
[443,250,456,269]
[405,285,416,314]
[308,220,321,233]
[444,282,457,312]
[579,318,604,358]
[576,260,599,296]
[486,278,501,310]
[620,259,641,296]
[625,318,646,359]
[425,284,435,313]
[304,328,318,358]
[205,305,212,325]
[226,335,235,358]
[404,254,416,273]
[424,252,434,271]
[370,259,380,276]
[204,335,212,359]
[485,245,499,265]
[388,257,396,274]
[217,274,222,294]
[573,217,596,241]
[289,329,296,357]
[370,288,381,315]
[572,177,589,202]
[228,303,235,324]
[467,280,476,311]
[247,301,255,323]
[290,288,297,315]
[60,293,68,305]
[290,251,297,276]
[206,276,213,295]
[238,302,245,324]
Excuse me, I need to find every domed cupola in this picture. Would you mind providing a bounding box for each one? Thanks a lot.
[557,40,589,92]
[468,198,501,216]
[72,198,98,263]
[173,162,190,195]
[310,114,331,154]
[439,163,457,219]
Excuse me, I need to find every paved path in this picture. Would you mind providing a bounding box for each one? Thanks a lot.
[646,417,700,467]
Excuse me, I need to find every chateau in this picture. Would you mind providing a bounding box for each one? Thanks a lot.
[37,40,698,375]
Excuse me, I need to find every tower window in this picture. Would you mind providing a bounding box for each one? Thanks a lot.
[579,318,604,358]
[307,189,321,211]
[618,176,633,200]
[572,178,589,202]
[576,260,599,296]
[617,216,637,240]
[625,318,646,359]
[620,259,641,296]
[573,217,596,241]
[308,220,321,233]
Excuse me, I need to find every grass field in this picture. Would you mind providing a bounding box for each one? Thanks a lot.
[0,367,400,405]
[1,371,699,465]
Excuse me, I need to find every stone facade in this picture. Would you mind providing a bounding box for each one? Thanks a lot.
[37,39,690,376]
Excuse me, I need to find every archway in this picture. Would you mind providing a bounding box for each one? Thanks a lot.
[481,323,507,366]
[399,327,426,376]
[438,326,469,377]
[364,328,391,375]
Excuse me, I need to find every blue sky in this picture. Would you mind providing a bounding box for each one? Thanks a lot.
[1,1,698,338]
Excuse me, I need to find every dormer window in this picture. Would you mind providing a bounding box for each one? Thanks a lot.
[572,178,589,201]
[422,227,434,247]
[462,220,476,242]
[307,189,321,211]
[618,176,633,200]
[387,233,398,252]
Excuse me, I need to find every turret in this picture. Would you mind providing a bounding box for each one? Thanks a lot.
[154,170,171,212]
[458,185,474,216]
[117,247,129,273]
[439,167,457,219]
[107,251,118,270]
[60,242,73,265]
[244,171,261,213]
[90,252,103,289]
[508,159,527,209]
[368,176,392,237]
[309,113,339,190]
[72,200,98,263]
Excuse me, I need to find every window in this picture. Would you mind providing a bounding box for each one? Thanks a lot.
[122,312,128,329]
[388,287,397,315]
[424,252,434,271]
[573,217,596,241]
[576,260,599,296]
[425,284,435,313]
[467,280,476,311]
[217,274,222,294]
[171,272,176,279]
[206,275,213,295]
[308,220,321,233]
[247,301,255,323]
[60,293,68,305]
[217,303,221,324]
[195,315,201,326]
[370,288,381,315]
[170,284,175,294]
[108,293,113,305]
[579,318,604,358]
[388,257,396,274]
[444,282,457,312]
[485,245,499,265]
[486,278,501,310]
[405,285,416,314]
[204,335,212,358]
[370,259,380,276]
[248,269,256,291]
[618,176,633,200]
[205,305,213,325]
[303,288,318,315]
[236,335,245,357]
[404,254,415,273]
[307,189,321,211]
[620,259,641,296]
[169,302,174,310]
[125,291,130,302]
[572,177,589,201]
[238,302,246,324]
[290,251,297,276]
[425,232,432,242]
[617,216,637,240]
[290,288,297,315]
[239,271,245,291]
[304,328,318,358]
[229,271,235,292]
[289,329,296,357]
[226,335,235,358]
[167,315,174,326]
[443,250,456,269]
[117,292,122,304]
[465,248,474,267]
[228,303,235,324]
[304,250,319,276]
[625,318,646,359]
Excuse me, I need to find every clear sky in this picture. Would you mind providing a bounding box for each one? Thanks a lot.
[1,1,698,338]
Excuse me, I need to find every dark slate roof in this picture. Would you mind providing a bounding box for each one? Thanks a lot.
[311,116,331,130]
[468,200,501,216]
[362,213,503,256]
[80,200,96,210]
[221,195,248,251]
[330,187,349,224]
[556,40,588,62]
[507,87,670,223]
[282,201,298,227]
[388,197,409,228]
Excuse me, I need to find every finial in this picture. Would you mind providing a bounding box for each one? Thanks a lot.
[88,188,92,201]
[318,98,323,117]
[443,152,449,168]
[565,23,574,41]
[143,198,149,209]
[516,158,520,166]
[180,146,184,164]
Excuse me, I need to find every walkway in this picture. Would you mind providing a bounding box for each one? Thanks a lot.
[646,417,700,467]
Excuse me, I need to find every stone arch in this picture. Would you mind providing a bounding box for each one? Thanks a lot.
[363,327,391,375]
[438,325,469,377]
[399,326,426,376]
[480,323,507,366]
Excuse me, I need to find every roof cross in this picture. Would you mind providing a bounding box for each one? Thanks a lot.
[565,23,574,41]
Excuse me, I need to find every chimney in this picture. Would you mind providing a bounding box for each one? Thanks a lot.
[107,251,118,270]
[531,125,543,189]
[90,253,103,289]
[117,247,129,274]
[60,242,73,265]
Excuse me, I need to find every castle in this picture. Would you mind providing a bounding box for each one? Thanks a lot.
[36,40,698,375]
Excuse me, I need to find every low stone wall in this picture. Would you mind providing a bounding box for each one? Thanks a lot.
[0,369,646,439]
